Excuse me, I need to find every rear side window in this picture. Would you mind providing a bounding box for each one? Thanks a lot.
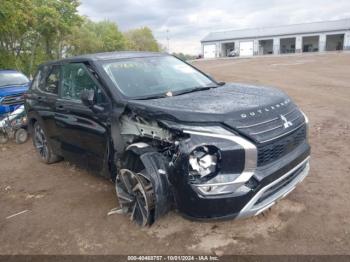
[42,66,60,94]
[61,63,105,103]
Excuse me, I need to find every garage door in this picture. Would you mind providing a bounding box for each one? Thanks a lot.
[203,44,216,59]
[239,41,254,56]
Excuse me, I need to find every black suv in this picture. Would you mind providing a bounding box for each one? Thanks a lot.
[25,52,310,226]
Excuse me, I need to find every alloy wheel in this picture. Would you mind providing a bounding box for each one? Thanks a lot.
[116,169,155,226]
[33,124,48,160]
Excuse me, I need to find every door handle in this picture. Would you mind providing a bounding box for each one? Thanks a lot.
[56,105,67,112]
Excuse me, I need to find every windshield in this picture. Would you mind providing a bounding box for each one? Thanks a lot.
[0,71,29,88]
[101,56,216,99]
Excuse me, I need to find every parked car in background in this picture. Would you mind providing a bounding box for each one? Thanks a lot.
[228,49,238,57]
[25,52,310,227]
[0,70,30,119]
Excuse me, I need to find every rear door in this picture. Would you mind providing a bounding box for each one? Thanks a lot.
[26,65,61,153]
[55,62,111,173]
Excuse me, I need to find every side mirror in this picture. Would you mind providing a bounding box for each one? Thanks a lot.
[80,89,104,113]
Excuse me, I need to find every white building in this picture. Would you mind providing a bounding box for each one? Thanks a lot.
[201,19,350,59]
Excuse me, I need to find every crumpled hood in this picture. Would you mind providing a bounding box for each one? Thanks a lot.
[127,83,291,123]
[127,83,305,143]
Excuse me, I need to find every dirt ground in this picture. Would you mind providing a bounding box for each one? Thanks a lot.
[1,52,350,255]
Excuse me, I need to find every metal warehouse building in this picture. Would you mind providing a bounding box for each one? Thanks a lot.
[201,19,350,58]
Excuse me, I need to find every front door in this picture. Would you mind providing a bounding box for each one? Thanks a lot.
[55,62,111,173]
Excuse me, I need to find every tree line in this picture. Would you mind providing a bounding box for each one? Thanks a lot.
[0,0,162,76]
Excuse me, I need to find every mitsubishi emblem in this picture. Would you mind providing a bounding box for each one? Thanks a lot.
[280,115,293,129]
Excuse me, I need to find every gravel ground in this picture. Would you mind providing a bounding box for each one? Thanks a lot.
[1,52,350,255]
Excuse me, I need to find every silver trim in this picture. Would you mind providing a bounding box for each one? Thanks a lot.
[236,107,297,129]
[250,124,283,135]
[301,111,309,125]
[184,129,257,190]
[258,122,305,143]
[290,114,302,123]
[237,156,310,219]
[301,111,309,138]
[284,107,297,116]
[237,117,279,129]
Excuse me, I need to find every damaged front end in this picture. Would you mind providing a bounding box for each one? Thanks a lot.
[115,110,261,225]
[114,112,177,226]
[165,124,259,220]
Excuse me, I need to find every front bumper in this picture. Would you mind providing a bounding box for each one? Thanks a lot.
[173,145,310,220]
[171,122,310,220]
[237,156,309,218]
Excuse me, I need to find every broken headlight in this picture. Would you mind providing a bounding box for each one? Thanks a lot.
[189,146,220,179]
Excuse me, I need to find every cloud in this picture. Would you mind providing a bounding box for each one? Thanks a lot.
[79,0,350,54]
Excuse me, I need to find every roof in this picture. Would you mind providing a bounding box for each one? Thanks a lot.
[68,51,168,61]
[202,19,350,42]
[44,51,168,66]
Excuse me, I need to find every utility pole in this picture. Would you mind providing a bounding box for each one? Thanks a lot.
[166,29,170,53]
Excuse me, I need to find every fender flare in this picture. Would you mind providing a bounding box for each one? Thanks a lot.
[140,152,173,220]
[26,110,43,134]
[126,145,173,220]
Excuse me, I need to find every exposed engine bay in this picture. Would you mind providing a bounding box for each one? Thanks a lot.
[115,113,231,225]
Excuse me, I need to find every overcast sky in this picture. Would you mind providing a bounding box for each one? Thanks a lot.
[79,0,350,55]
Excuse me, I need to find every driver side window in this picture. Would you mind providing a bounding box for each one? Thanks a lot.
[61,63,105,103]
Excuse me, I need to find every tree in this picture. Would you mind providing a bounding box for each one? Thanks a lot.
[0,0,82,75]
[68,19,126,56]
[124,27,160,52]
[172,52,196,61]
[0,1,161,76]
[0,0,36,70]
[34,0,82,59]
[95,21,126,52]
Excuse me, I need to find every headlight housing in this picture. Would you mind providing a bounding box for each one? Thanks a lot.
[188,145,220,179]
[181,126,257,196]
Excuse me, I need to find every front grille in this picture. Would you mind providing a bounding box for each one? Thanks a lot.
[257,125,306,166]
[233,106,305,143]
[0,94,24,106]
[255,162,306,205]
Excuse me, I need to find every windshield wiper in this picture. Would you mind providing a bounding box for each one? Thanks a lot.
[172,85,219,96]
[134,85,221,100]
[135,93,170,100]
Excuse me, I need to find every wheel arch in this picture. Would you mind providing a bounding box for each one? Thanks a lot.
[26,110,43,135]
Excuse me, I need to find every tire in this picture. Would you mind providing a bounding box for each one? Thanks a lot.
[116,169,155,226]
[15,128,28,144]
[0,132,9,144]
[32,122,61,164]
